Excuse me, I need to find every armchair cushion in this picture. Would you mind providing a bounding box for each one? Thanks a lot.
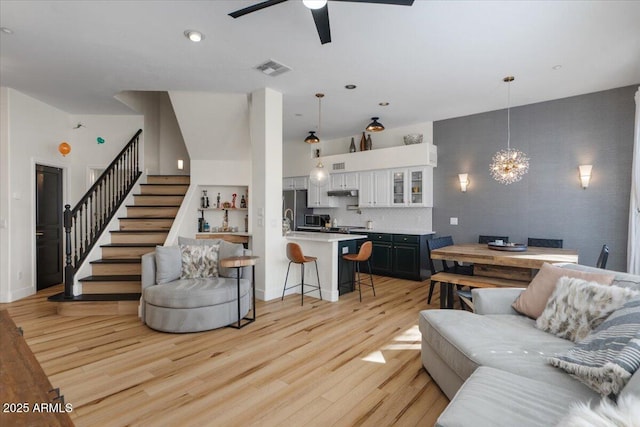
[154,245,181,284]
[179,244,220,279]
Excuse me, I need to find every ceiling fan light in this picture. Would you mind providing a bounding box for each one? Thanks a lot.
[303,0,328,10]
[304,131,320,144]
[366,117,385,132]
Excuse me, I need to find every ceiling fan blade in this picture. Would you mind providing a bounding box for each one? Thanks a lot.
[332,0,414,5]
[228,0,288,19]
[311,5,332,45]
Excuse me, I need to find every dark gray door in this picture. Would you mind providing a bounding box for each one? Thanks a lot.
[36,164,63,290]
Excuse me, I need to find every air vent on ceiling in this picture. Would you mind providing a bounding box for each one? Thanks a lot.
[255,59,292,77]
[332,162,345,171]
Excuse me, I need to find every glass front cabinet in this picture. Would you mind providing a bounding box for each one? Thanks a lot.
[390,167,433,207]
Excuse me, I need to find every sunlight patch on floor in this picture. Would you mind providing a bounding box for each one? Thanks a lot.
[362,350,386,364]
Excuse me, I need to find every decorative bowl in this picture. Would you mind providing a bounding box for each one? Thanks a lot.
[403,134,423,145]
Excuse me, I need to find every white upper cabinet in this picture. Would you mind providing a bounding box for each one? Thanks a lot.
[330,172,359,190]
[358,170,391,208]
[389,167,433,207]
[308,181,336,208]
[283,176,308,190]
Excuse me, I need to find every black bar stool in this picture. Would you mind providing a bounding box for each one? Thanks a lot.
[282,242,322,305]
[342,241,375,302]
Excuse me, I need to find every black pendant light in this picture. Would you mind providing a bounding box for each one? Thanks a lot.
[304,131,320,144]
[304,93,324,144]
[366,117,385,132]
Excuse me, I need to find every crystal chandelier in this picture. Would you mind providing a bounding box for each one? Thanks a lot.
[490,76,529,185]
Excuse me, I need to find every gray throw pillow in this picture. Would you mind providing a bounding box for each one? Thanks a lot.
[549,297,640,396]
[154,245,182,284]
[179,244,220,279]
[218,241,244,278]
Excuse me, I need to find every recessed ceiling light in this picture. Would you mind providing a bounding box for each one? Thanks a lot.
[184,30,204,42]
[552,65,562,70]
[0,27,14,35]
[379,102,390,106]
[345,84,357,90]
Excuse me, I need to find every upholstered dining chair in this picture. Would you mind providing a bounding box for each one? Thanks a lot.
[426,236,472,305]
[596,244,609,269]
[527,237,563,248]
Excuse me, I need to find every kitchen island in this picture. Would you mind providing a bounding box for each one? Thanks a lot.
[285,232,367,302]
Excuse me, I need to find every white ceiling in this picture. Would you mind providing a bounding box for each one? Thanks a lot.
[1,0,639,141]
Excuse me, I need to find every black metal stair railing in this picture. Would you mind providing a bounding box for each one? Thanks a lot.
[61,129,142,298]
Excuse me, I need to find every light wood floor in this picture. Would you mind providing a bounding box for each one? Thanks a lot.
[1,276,448,426]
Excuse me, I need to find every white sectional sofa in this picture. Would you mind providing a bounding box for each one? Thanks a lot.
[419,264,640,426]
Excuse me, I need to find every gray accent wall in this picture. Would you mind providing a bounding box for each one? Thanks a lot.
[433,85,637,272]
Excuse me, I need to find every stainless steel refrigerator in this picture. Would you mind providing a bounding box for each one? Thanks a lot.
[283,190,311,231]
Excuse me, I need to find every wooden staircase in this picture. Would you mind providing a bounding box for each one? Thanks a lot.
[56,175,189,316]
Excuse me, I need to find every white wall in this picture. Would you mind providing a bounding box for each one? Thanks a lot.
[0,87,143,302]
[169,91,251,161]
[116,90,190,175]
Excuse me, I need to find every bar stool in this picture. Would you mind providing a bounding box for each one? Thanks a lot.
[342,241,375,302]
[282,242,322,306]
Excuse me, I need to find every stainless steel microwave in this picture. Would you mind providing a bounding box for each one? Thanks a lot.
[304,214,330,227]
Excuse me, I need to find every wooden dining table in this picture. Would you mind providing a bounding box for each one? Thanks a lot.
[430,243,579,308]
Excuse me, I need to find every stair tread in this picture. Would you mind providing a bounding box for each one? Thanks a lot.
[90,258,141,264]
[110,230,169,233]
[79,275,141,282]
[126,204,181,207]
[101,243,157,248]
[134,194,185,196]
[118,217,175,220]
[49,292,141,302]
[141,183,189,186]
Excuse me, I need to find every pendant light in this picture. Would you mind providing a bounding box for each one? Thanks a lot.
[366,117,385,132]
[490,76,529,185]
[308,93,330,186]
[304,131,319,144]
[303,0,327,9]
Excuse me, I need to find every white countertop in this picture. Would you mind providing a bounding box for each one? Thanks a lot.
[346,228,435,236]
[285,232,367,242]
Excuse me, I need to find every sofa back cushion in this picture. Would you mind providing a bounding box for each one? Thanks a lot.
[512,263,615,319]
[556,263,640,292]
[218,241,245,278]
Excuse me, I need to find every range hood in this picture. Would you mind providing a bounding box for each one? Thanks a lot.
[327,190,358,197]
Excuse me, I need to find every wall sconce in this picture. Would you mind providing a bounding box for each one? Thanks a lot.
[458,173,469,192]
[177,159,184,170]
[578,165,592,189]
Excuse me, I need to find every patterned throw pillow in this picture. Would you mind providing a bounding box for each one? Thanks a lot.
[549,298,640,396]
[179,244,219,279]
[536,277,639,342]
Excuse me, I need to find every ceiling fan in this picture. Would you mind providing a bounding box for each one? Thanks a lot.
[228,0,415,45]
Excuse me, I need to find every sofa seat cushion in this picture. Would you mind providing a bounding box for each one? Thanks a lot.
[419,310,592,393]
[436,366,599,427]
[144,277,250,309]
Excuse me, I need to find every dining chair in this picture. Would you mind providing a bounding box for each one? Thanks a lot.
[426,236,472,305]
[596,244,609,269]
[478,235,509,244]
[527,237,563,248]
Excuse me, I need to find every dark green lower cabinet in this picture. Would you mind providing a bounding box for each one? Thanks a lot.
[392,243,420,279]
[353,233,431,281]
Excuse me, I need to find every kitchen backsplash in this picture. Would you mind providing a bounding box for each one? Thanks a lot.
[313,196,433,231]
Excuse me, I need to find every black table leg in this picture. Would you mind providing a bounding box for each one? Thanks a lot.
[228,265,256,329]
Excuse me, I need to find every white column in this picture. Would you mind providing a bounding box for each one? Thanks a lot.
[249,88,288,300]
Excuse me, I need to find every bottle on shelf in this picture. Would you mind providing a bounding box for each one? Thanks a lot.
[216,193,221,209]
[240,195,247,209]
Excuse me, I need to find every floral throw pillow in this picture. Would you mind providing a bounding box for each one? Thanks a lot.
[179,244,219,279]
[536,276,639,342]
